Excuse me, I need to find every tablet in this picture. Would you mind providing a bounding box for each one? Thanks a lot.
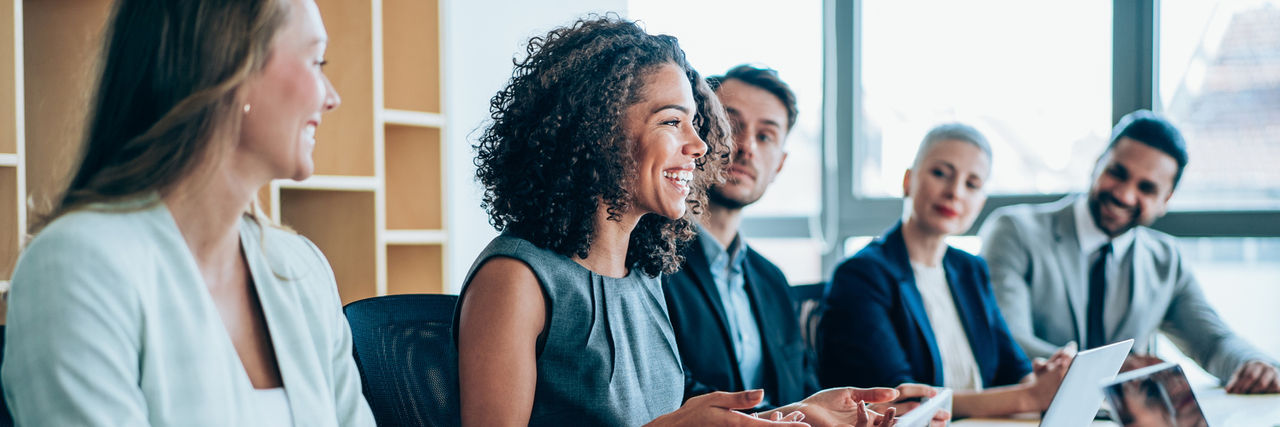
[1102,362,1209,427]
[1040,339,1134,427]
[895,388,952,427]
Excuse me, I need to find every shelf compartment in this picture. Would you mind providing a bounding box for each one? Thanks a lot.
[312,0,375,177]
[384,229,446,245]
[385,125,442,230]
[386,244,443,295]
[0,166,16,280]
[382,109,444,128]
[280,188,377,304]
[1,0,16,155]
[276,175,378,191]
[23,0,112,212]
[382,0,441,113]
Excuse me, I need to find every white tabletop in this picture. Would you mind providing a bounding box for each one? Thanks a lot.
[952,387,1280,426]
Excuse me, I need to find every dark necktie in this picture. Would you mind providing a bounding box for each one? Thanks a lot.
[1086,243,1112,349]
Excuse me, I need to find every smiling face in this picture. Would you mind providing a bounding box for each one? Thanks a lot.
[625,63,709,220]
[1088,137,1179,236]
[237,0,341,182]
[708,78,789,209]
[904,139,991,237]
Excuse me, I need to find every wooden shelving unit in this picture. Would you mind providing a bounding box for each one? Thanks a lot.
[1,0,449,308]
[377,0,448,295]
[0,1,21,302]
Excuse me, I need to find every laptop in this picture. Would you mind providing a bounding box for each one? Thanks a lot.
[895,388,952,427]
[1102,362,1209,427]
[1039,339,1135,427]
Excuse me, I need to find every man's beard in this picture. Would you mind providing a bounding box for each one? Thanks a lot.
[708,184,757,210]
[1089,190,1143,237]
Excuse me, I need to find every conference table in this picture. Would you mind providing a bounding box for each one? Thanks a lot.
[952,387,1280,426]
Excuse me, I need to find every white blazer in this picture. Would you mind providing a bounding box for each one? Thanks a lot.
[2,197,375,426]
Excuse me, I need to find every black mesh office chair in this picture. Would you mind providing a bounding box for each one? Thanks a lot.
[789,283,827,362]
[344,294,460,427]
[1,324,10,427]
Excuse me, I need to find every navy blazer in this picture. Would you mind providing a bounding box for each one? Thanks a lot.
[664,236,819,407]
[817,223,1031,389]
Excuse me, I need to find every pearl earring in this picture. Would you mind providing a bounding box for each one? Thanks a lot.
[243,104,252,114]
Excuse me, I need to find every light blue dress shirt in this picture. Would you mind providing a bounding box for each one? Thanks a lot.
[698,227,765,400]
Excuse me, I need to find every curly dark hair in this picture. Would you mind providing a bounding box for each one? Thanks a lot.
[474,15,731,276]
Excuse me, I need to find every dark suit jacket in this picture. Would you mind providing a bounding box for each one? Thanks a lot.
[817,222,1031,389]
[664,236,819,407]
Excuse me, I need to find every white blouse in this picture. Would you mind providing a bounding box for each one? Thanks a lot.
[911,261,984,391]
[249,388,294,427]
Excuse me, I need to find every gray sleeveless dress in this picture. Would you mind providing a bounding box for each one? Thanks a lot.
[454,233,685,426]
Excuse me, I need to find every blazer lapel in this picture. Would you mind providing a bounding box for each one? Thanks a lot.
[742,258,784,397]
[884,226,945,386]
[1112,230,1147,346]
[239,221,314,424]
[943,255,990,382]
[684,238,739,372]
[1051,202,1088,345]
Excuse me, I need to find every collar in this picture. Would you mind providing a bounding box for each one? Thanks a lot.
[879,221,920,282]
[1073,195,1135,256]
[697,224,747,268]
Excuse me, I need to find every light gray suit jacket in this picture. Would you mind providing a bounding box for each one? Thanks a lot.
[978,196,1274,382]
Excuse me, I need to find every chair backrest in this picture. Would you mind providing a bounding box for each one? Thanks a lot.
[345,294,460,427]
[789,283,827,366]
[1,324,10,427]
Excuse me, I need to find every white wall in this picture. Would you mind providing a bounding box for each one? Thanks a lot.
[441,0,628,293]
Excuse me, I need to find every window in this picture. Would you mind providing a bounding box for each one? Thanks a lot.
[628,0,824,216]
[747,237,827,284]
[834,0,1280,276]
[629,0,827,283]
[856,0,1112,198]
[1156,237,1280,385]
[627,0,1280,287]
[1159,0,1280,210]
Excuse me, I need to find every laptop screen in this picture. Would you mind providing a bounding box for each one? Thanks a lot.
[1103,363,1209,427]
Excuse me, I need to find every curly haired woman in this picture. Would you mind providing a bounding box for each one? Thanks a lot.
[454,16,898,427]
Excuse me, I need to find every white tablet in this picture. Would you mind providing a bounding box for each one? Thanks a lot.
[895,388,952,427]
[1040,339,1134,427]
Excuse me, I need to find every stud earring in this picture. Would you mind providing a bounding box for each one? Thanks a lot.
[243,104,252,114]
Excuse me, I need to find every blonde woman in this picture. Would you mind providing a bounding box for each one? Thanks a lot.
[2,0,373,425]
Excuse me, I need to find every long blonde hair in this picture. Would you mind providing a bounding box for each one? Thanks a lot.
[32,0,291,234]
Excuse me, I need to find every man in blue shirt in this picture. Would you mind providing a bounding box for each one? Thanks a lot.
[664,65,942,419]
[664,64,798,408]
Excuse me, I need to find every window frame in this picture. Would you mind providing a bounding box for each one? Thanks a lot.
[740,0,1280,278]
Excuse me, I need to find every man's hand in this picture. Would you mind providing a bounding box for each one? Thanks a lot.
[1024,344,1074,411]
[646,390,809,427]
[1121,353,1166,373]
[868,384,950,427]
[760,387,899,427]
[1225,360,1280,394]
